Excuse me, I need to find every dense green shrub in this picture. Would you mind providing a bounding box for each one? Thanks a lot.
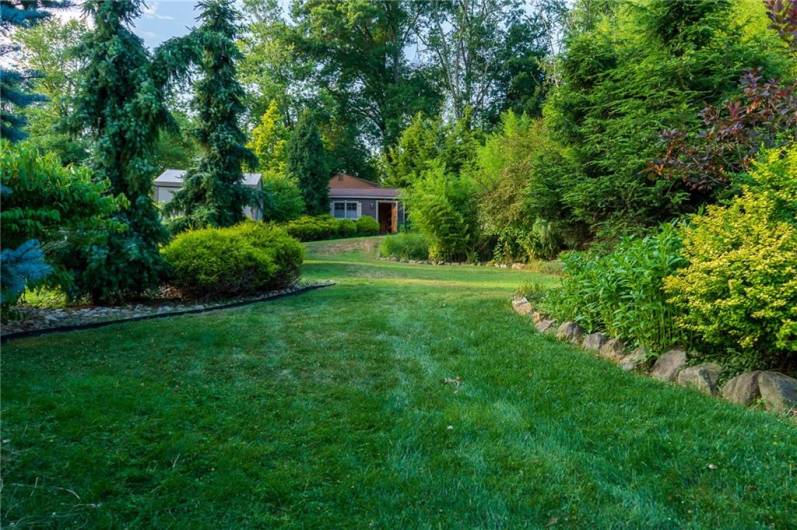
[258,173,305,223]
[0,142,120,303]
[379,232,429,261]
[475,113,584,260]
[665,147,797,371]
[355,215,380,236]
[337,219,358,238]
[283,214,381,241]
[231,222,304,287]
[161,222,302,298]
[405,162,482,262]
[543,224,687,352]
[284,215,340,241]
[546,0,794,237]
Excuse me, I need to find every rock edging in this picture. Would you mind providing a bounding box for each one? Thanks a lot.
[1,281,335,342]
[511,296,797,418]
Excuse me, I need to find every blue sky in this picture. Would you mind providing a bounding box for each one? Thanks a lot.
[134,1,202,49]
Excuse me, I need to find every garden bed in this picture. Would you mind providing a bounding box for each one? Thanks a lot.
[1,280,334,340]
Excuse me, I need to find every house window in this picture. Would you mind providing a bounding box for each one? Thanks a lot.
[332,201,360,220]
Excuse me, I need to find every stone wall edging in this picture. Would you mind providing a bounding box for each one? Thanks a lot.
[511,296,797,419]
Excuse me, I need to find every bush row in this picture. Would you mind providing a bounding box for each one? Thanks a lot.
[539,147,797,373]
[283,214,380,242]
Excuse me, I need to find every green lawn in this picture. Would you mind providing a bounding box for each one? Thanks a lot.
[3,237,795,529]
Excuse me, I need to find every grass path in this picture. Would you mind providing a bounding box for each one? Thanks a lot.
[3,238,796,528]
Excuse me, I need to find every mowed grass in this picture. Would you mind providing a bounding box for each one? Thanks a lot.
[2,238,795,529]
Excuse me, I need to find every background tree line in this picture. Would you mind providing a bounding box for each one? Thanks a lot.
[2,0,796,319]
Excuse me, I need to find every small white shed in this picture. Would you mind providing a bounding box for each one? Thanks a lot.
[153,169,263,220]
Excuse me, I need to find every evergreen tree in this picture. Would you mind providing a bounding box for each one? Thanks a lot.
[286,110,330,215]
[545,0,794,238]
[0,0,70,142]
[167,0,256,228]
[69,0,195,302]
[0,0,70,306]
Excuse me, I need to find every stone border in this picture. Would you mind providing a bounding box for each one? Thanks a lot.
[380,257,532,268]
[511,296,797,418]
[1,281,335,342]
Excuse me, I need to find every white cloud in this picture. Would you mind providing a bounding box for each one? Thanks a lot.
[142,2,176,21]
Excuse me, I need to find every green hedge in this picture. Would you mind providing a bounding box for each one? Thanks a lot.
[161,222,303,299]
[284,214,380,241]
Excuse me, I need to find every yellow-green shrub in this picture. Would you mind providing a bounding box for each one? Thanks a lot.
[664,147,797,370]
[162,222,303,299]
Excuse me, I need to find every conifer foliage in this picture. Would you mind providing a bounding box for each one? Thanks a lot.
[0,0,70,142]
[286,110,330,215]
[167,0,256,228]
[70,0,194,302]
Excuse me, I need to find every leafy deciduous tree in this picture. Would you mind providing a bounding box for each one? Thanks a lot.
[15,18,88,164]
[0,0,70,142]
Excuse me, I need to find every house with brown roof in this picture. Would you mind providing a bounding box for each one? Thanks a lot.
[154,169,404,233]
[328,174,405,233]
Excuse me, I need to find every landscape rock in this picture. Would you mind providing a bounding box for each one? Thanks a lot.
[511,298,532,316]
[757,371,797,413]
[556,321,583,344]
[720,372,762,406]
[531,311,544,324]
[599,338,626,361]
[676,363,723,395]
[650,349,687,382]
[535,319,556,333]
[511,263,525,270]
[619,348,648,372]
[582,332,608,352]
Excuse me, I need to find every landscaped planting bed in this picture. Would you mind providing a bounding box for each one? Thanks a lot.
[2,280,333,339]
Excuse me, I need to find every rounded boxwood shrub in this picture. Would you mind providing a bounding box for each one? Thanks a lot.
[161,222,303,299]
[356,215,380,235]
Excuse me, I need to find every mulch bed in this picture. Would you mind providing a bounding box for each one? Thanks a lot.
[1,280,334,341]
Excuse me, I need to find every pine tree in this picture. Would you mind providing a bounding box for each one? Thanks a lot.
[69,0,195,302]
[0,0,70,141]
[167,0,255,228]
[286,110,330,215]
